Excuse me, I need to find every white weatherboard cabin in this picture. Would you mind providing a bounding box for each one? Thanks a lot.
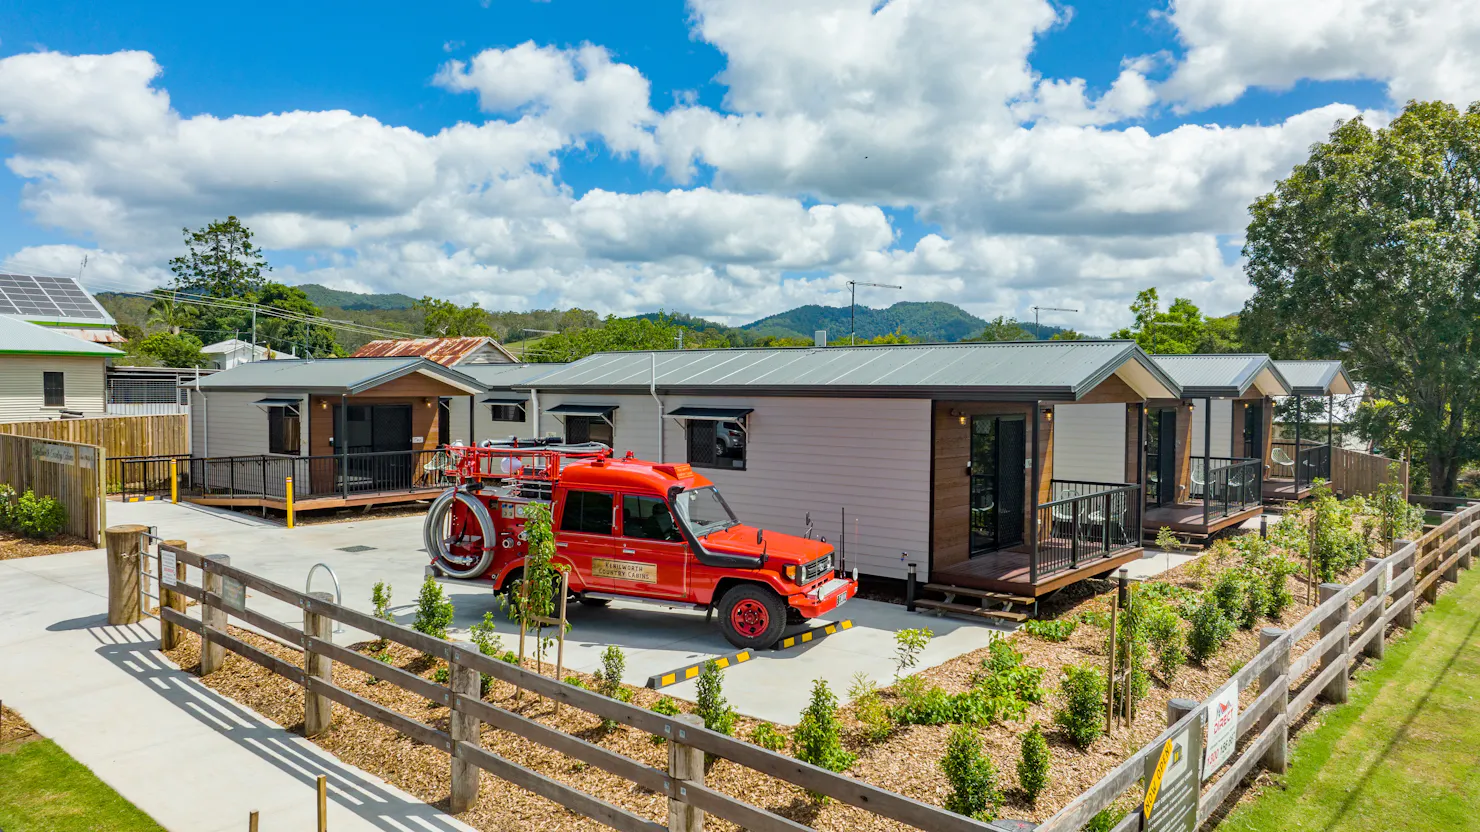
[501,341,1184,601]
[0,315,122,422]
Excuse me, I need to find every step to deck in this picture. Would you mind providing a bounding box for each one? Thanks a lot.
[912,599,1030,623]
[921,583,1035,606]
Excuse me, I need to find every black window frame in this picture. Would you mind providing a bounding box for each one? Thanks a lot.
[686,419,747,471]
[42,371,64,407]
[267,405,301,456]
[620,494,684,542]
[565,415,613,447]
[489,403,526,423]
[560,489,614,535]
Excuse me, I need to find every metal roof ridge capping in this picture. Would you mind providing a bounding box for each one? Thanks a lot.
[1152,353,1293,398]
[193,355,485,394]
[1272,359,1356,396]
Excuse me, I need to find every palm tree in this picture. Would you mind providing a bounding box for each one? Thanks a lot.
[146,291,195,335]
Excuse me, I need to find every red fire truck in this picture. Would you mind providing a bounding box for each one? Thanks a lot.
[423,440,857,649]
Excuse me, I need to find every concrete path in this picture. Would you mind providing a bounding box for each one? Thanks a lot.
[0,547,477,832]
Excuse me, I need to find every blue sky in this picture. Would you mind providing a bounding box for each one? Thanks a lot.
[0,0,1451,330]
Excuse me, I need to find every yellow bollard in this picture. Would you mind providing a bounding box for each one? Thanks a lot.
[169,458,178,504]
[286,476,295,529]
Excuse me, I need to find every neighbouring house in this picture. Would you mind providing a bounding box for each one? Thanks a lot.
[0,272,126,346]
[1269,360,1358,499]
[201,339,297,370]
[180,357,485,509]
[503,341,1183,601]
[0,315,123,422]
[104,365,215,416]
[352,337,519,444]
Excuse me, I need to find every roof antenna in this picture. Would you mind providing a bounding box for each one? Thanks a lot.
[77,255,88,281]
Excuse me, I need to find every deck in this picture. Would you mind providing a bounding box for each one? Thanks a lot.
[1263,478,1312,501]
[932,545,1145,597]
[184,487,444,512]
[1144,502,1262,538]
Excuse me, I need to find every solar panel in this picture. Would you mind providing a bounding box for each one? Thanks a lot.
[0,273,109,322]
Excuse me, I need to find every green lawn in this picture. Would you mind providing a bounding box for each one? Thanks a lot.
[0,739,165,832]
[1221,565,1480,832]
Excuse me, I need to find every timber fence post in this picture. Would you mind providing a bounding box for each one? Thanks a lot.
[1395,539,1416,630]
[105,524,146,626]
[1426,513,1453,603]
[1362,557,1386,661]
[449,642,482,813]
[1459,512,1475,571]
[159,539,188,651]
[1258,627,1289,773]
[1318,583,1350,704]
[200,554,231,675]
[303,591,334,738]
[1167,698,1197,727]
[668,713,706,832]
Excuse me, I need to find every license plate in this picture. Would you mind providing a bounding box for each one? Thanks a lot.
[833,593,849,608]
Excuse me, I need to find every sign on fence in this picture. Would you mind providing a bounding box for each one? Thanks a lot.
[1203,681,1239,778]
[161,548,177,586]
[221,576,246,612]
[31,441,75,466]
[1144,711,1204,832]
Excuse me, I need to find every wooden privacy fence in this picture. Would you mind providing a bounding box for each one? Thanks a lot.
[0,414,188,492]
[0,434,105,544]
[1330,447,1408,500]
[137,538,999,832]
[1039,503,1480,832]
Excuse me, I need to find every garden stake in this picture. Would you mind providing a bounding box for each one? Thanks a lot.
[1106,588,1118,731]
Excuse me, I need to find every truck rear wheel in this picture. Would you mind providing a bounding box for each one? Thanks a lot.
[717,585,786,650]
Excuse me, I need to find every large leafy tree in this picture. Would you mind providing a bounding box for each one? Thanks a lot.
[964,316,1033,342]
[531,315,727,362]
[1112,288,1243,353]
[415,296,493,337]
[168,216,269,297]
[1240,101,1480,494]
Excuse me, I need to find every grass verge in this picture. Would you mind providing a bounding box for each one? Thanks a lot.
[1220,566,1480,831]
[0,731,165,832]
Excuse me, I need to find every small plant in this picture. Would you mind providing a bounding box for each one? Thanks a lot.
[0,484,16,530]
[1154,525,1183,554]
[468,612,503,695]
[940,724,1001,821]
[1208,567,1248,624]
[366,650,393,685]
[794,680,855,777]
[1022,617,1078,642]
[1186,595,1234,665]
[1143,603,1186,683]
[848,672,892,742]
[1053,665,1105,749]
[893,627,933,680]
[695,660,736,736]
[433,664,450,684]
[371,581,394,622]
[594,646,633,730]
[1016,723,1051,806]
[563,675,587,689]
[412,576,455,642]
[11,490,66,539]
[1086,808,1126,832]
[1078,609,1112,630]
[889,679,957,725]
[649,696,681,745]
[748,723,789,752]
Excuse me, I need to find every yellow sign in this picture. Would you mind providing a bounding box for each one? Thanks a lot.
[1144,738,1174,819]
[592,558,658,583]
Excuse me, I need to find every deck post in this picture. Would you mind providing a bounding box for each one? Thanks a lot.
[1317,583,1350,704]
[1136,402,1146,546]
[1029,401,1041,586]
[338,394,349,500]
[1257,627,1289,773]
[1327,393,1334,479]
[1293,394,1302,489]
[1203,396,1212,527]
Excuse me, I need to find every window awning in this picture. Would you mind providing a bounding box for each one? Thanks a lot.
[664,406,753,421]
[252,398,302,409]
[481,396,529,406]
[546,403,618,417]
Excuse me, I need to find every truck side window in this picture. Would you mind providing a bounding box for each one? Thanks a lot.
[561,490,613,535]
[621,495,683,542]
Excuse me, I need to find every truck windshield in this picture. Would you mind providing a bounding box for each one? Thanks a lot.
[673,486,738,536]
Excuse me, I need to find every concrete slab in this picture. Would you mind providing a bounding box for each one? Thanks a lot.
[105,500,1010,724]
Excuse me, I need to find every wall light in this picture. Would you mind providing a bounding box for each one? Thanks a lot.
[958,415,967,426]
[320,400,327,410]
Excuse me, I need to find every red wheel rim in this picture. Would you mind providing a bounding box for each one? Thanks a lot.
[730,598,770,638]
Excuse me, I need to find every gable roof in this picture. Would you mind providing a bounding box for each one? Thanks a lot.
[351,336,516,365]
[201,339,296,358]
[1152,354,1291,398]
[458,363,569,388]
[0,315,123,357]
[515,341,1181,401]
[192,356,485,396]
[1273,360,1356,396]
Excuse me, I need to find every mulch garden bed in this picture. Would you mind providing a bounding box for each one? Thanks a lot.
[0,703,39,749]
[0,531,95,561]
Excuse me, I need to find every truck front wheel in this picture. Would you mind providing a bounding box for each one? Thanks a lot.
[717,585,786,650]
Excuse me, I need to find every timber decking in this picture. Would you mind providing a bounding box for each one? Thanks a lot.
[1143,501,1262,537]
[181,487,442,512]
[1263,477,1311,500]
[932,545,1144,597]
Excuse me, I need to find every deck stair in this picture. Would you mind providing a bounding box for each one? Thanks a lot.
[913,583,1034,623]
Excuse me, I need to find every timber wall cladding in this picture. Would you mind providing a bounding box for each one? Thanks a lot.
[0,434,105,544]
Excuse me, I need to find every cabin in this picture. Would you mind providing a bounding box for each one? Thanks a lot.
[1267,360,1357,500]
[1139,355,1291,539]
[182,357,485,510]
[351,337,519,443]
[505,341,1183,602]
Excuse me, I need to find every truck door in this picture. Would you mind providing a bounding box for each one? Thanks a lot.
[612,494,689,600]
[555,488,617,593]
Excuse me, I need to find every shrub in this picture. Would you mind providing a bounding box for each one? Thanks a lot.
[1086,808,1126,832]
[1208,568,1248,624]
[12,490,66,539]
[1262,553,1300,617]
[469,612,503,695]
[1016,723,1051,806]
[1309,482,1370,580]
[795,680,856,796]
[1186,595,1234,665]
[1239,567,1271,629]
[889,678,957,726]
[695,660,736,736]
[0,484,15,530]
[749,722,789,752]
[433,664,450,684]
[1154,525,1183,554]
[649,696,681,745]
[563,675,587,689]
[1078,609,1112,630]
[1110,592,1151,714]
[940,724,1001,821]
[371,581,394,622]
[1022,617,1077,642]
[1053,665,1105,749]
[848,673,892,742]
[1143,603,1186,683]
[893,627,933,679]
[594,646,632,730]
[412,576,454,642]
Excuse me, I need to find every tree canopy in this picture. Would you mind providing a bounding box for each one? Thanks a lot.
[168,216,270,297]
[528,315,730,362]
[1240,100,1480,494]
[963,316,1032,342]
[416,296,493,338]
[1111,288,1243,354]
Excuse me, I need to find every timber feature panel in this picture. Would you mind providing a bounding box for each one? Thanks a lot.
[0,434,106,544]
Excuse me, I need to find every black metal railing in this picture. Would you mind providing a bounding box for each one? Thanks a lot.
[1270,441,1331,489]
[1035,480,1142,580]
[1191,456,1262,522]
[109,454,192,498]
[120,450,451,503]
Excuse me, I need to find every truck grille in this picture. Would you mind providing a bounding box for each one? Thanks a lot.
[800,553,834,584]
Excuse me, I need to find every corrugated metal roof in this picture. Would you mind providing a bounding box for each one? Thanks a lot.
[0,315,122,356]
[1274,360,1355,396]
[458,363,569,388]
[1152,354,1290,398]
[193,356,485,395]
[351,336,515,366]
[517,341,1180,401]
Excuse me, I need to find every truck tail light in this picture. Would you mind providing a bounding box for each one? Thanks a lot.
[784,564,797,581]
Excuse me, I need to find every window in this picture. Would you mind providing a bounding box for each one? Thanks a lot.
[560,490,614,534]
[622,495,683,542]
[673,486,739,536]
[268,406,301,455]
[687,420,746,470]
[42,372,64,407]
[565,415,613,447]
[489,404,526,422]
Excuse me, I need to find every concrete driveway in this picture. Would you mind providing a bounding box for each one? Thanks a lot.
[110,500,1008,724]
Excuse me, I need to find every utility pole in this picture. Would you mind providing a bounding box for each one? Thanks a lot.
[1032,305,1077,340]
[847,280,902,345]
[517,328,558,362]
[251,305,257,362]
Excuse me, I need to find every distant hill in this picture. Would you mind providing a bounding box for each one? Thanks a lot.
[295,284,418,311]
[736,301,1074,343]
